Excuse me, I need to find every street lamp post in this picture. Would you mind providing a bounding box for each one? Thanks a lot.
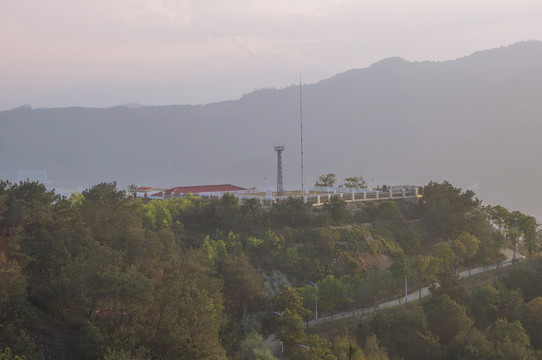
[405,277,408,304]
[272,312,285,360]
[308,281,318,325]
[297,344,310,360]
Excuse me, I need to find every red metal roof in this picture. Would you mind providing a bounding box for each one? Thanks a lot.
[167,184,246,194]
[150,184,246,197]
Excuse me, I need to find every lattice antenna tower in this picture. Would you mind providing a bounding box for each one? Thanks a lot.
[274,144,285,197]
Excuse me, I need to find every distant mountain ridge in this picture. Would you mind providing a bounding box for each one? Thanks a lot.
[2,41,542,217]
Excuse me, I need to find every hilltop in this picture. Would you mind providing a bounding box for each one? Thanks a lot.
[2,41,542,216]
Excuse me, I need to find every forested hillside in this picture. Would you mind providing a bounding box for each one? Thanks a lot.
[1,180,541,359]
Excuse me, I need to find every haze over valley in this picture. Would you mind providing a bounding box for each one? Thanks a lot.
[2,41,542,217]
[6,1,542,359]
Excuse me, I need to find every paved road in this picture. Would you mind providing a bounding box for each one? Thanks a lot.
[306,248,523,327]
[265,249,524,355]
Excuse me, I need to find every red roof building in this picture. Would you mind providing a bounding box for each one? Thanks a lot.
[150,184,247,199]
[133,186,169,199]
[135,187,152,191]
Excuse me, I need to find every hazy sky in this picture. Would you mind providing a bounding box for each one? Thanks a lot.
[2,0,542,109]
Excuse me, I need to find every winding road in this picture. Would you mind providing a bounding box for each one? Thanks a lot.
[265,249,523,355]
[307,248,522,327]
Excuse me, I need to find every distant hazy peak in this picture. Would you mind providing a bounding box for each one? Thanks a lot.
[452,40,542,64]
[318,40,542,88]
[369,56,410,69]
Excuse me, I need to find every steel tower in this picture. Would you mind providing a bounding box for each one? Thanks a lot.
[274,144,285,197]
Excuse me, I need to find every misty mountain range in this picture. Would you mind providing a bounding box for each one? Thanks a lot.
[2,41,542,217]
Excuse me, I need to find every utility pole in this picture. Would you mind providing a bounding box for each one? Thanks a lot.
[300,75,305,199]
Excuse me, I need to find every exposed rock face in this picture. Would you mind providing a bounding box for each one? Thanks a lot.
[261,270,291,297]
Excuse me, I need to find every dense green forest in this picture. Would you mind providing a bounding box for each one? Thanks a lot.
[1,180,541,359]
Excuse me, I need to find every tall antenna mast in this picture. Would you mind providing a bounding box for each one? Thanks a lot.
[300,74,305,198]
